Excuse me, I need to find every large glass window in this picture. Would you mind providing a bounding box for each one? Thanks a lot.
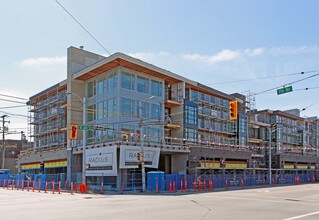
[137,76,149,93]
[121,72,135,90]
[107,98,118,117]
[96,101,105,120]
[121,97,135,116]
[137,101,149,118]
[150,103,161,120]
[150,80,163,97]
[87,81,96,98]
[107,73,118,91]
[87,104,96,122]
[97,77,106,96]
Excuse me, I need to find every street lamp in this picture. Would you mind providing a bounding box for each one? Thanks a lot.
[66,91,86,184]
[139,96,162,192]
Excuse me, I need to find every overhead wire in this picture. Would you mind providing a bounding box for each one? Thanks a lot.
[0,93,28,101]
[54,0,111,56]
[255,73,319,95]
[206,70,319,85]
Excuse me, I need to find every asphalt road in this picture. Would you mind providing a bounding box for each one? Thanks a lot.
[1,184,319,220]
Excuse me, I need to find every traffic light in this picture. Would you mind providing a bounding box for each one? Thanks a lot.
[70,124,78,140]
[229,100,238,120]
[137,152,141,161]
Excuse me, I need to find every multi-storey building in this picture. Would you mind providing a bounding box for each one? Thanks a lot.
[19,46,318,187]
[248,109,319,171]
[18,47,253,184]
[18,81,67,174]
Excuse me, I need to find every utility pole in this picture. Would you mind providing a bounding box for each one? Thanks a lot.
[268,127,272,185]
[1,115,9,169]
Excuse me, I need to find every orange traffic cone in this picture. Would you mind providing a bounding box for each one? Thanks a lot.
[193,179,197,192]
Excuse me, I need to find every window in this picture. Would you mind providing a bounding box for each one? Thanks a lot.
[121,97,135,116]
[137,101,149,118]
[121,72,135,90]
[107,98,118,117]
[150,80,163,97]
[87,81,96,98]
[150,103,161,120]
[87,104,96,122]
[137,76,149,93]
[96,102,105,120]
[107,73,118,91]
[97,77,106,96]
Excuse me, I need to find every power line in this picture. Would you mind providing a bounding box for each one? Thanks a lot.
[0,105,27,110]
[0,93,28,101]
[0,98,26,105]
[255,73,319,95]
[207,70,319,85]
[54,0,111,56]
[301,100,319,111]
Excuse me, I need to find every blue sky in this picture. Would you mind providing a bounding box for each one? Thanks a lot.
[1,0,319,139]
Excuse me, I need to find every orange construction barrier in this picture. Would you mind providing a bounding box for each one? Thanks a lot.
[225,179,228,190]
[204,180,207,191]
[169,180,173,192]
[198,179,202,191]
[45,181,48,193]
[209,179,213,191]
[173,180,176,192]
[193,179,196,192]
[58,181,61,194]
[100,182,103,194]
[241,178,244,189]
[70,182,74,195]
[52,181,55,194]
[180,179,183,192]
[79,183,87,193]
[156,180,159,193]
[184,179,188,192]
[38,180,41,193]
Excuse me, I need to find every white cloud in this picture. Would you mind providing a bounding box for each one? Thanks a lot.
[182,48,265,64]
[20,56,66,67]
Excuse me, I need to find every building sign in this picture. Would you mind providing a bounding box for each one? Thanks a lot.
[44,160,67,168]
[225,161,247,169]
[85,146,117,176]
[119,145,160,169]
[199,160,220,169]
[296,164,308,169]
[284,163,294,169]
[21,162,41,170]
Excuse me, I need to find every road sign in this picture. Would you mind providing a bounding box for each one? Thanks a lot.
[78,125,93,130]
[277,86,293,95]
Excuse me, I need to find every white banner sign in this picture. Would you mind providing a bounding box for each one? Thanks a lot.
[120,145,160,169]
[85,146,117,176]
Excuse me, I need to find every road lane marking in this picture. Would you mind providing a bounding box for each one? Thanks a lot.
[282,211,319,220]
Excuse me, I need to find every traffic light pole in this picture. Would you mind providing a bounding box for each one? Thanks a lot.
[82,97,87,184]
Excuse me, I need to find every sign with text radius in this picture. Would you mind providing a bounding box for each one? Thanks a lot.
[78,125,93,130]
[277,86,293,95]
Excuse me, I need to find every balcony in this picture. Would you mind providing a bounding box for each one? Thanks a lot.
[164,99,182,108]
